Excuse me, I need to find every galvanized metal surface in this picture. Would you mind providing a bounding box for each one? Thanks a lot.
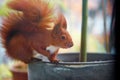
[28,53,115,80]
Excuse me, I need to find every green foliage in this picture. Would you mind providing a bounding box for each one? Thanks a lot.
[0,0,11,16]
[0,64,12,80]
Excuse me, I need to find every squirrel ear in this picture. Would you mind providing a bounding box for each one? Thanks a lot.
[52,24,61,38]
[53,24,61,34]
[56,13,67,29]
[61,14,67,29]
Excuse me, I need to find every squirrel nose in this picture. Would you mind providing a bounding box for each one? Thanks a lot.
[67,42,73,48]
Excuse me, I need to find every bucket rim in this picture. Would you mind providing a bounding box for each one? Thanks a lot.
[30,60,115,65]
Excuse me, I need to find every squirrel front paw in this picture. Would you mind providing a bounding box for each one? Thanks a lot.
[48,55,60,63]
[50,59,60,63]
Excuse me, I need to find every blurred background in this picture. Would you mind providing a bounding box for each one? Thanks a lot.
[0,0,114,80]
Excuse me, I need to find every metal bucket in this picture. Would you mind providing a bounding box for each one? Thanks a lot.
[28,53,115,80]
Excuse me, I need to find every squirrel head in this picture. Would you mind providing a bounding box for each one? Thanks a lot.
[52,14,73,48]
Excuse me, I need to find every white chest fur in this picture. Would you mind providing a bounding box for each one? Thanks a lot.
[46,45,59,54]
[33,45,59,61]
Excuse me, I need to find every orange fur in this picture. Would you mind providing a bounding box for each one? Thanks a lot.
[0,0,73,63]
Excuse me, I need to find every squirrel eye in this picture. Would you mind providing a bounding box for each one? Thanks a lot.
[61,35,66,40]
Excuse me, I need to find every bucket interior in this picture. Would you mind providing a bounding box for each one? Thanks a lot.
[57,53,115,62]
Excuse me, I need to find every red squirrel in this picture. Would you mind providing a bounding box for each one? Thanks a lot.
[0,0,73,63]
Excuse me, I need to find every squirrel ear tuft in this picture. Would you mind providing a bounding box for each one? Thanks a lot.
[60,14,67,29]
[56,13,67,29]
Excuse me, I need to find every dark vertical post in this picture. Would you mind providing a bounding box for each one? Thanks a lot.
[102,0,109,53]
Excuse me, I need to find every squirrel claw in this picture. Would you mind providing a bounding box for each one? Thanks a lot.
[50,59,60,64]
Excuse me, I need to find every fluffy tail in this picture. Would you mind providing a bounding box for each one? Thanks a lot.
[7,0,54,22]
[0,0,54,49]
